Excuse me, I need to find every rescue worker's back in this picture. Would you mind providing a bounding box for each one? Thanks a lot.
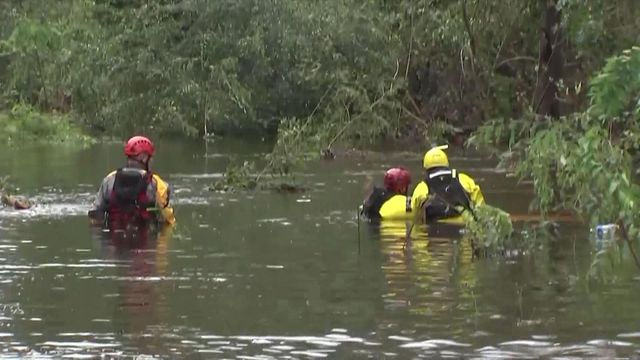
[89,136,176,228]
[411,146,484,222]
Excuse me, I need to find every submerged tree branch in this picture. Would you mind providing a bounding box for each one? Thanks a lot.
[617,220,640,270]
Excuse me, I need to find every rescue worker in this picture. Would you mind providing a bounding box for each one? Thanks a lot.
[361,167,412,221]
[411,145,484,223]
[88,135,176,229]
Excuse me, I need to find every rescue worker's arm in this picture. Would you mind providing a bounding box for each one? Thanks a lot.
[406,182,429,240]
[361,186,386,220]
[410,182,429,214]
[458,173,485,206]
[89,174,114,224]
[152,174,176,225]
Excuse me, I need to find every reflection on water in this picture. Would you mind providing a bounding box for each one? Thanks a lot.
[378,220,478,325]
[0,141,638,358]
[93,225,174,356]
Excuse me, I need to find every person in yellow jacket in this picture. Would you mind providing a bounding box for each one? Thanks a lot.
[88,135,176,229]
[411,145,484,223]
[361,167,413,221]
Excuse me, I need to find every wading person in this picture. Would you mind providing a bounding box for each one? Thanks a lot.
[411,145,484,223]
[88,135,176,229]
[361,167,412,221]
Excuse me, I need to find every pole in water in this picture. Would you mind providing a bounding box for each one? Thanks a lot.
[357,207,361,255]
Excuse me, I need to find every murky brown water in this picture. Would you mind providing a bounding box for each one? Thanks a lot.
[0,140,638,359]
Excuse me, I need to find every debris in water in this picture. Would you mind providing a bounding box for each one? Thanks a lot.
[1,193,32,210]
[618,332,640,338]
[498,340,552,347]
[388,335,413,342]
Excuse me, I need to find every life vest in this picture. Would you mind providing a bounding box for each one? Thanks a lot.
[107,168,155,228]
[422,168,471,222]
[362,186,393,220]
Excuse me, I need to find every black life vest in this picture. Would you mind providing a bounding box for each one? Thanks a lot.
[108,168,155,227]
[361,186,394,220]
[422,167,471,222]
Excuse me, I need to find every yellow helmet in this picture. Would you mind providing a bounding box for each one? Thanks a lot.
[423,145,449,169]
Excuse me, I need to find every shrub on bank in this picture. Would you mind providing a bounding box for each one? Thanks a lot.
[0,103,94,145]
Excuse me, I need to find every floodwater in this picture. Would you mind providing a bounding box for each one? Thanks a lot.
[0,139,638,359]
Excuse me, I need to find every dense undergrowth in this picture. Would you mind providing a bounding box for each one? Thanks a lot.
[0,0,638,148]
[471,46,640,277]
[0,104,93,145]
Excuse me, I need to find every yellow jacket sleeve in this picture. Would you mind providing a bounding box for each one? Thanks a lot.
[152,174,176,225]
[458,173,485,206]
[410,181,429,213]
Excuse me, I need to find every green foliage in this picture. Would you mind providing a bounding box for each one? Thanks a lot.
[1,0,638,152]
[0,103,94,145]
[0,17,63,110]
[462,204,514,253]
[472,45,640,274]
[588,46,640,121]
[0,0,406,139]
[211,159,258,191]
[210,157,306,193]
[560,0,640,74]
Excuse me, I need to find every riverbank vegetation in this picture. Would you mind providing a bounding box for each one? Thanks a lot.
[0,103,93,145]
[1,1,638,144]
[472,45,640,271]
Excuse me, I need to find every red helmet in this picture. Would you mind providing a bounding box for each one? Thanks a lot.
[383,167,411,194]
[124,136,155,157]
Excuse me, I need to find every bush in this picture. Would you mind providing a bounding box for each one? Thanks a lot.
[0,103,93,145]
[471,45,640,275]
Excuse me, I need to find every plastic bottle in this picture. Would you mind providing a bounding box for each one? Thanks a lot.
[594,224,618,241]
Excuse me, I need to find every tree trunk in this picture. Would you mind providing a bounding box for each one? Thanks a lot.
[533,0,563,118]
